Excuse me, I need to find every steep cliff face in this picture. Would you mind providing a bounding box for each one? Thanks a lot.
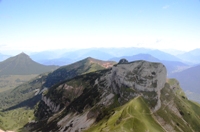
[35,81,86,120]
[26,60,200,132]
[97,61,166,111]
[42,96,60,113]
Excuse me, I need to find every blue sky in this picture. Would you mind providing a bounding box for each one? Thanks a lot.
[0,0,200,54]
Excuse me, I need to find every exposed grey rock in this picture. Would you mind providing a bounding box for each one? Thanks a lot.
[59,60,167,131]
[30,60,167,131]
[118,58,128,64]
[57,111,96,132]
[42,96,60,113]
[97,60,167,112]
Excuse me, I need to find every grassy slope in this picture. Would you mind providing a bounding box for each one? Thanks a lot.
[0,57,114,110]
[86,96,165,132]
[155,79,200,131]
[0,58,114,132]
[44,57,115,88]
[0,75,38,93]
[0,73,48,109]
[87,79,200,132]
[0,107,34,131]
[0,74,46,131]
[169,65,200,93]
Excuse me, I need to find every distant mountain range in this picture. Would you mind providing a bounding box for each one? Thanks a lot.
[0,53,58,75]
[177,48,200,64]
[160,49,185,56]
[36,58,72,66]
[170,64,200,93]
[110,53,160,62]
[4,48,200,66]
[27,47,183,66]
[0,53,10,62]
[1,48,190,76]
[169,64,200,103]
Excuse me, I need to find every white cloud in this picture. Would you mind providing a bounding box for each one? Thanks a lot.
[163,5,170,9]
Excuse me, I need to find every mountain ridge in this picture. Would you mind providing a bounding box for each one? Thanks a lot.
[0,57,116,110]
[27,48,181,66]
[0,58,200,132]
[44,57,116,88]
[24,60,200,132]
[0,53,58,75]
[25,60,200,132]
[177,48,200,63]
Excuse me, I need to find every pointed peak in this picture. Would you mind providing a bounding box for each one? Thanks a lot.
[16,52,29,57]
[19,52,27,55]
[81,57,96,63]
[11,52,31,61]
[86,57,94,61]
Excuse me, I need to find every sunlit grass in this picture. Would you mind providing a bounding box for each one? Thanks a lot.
[86,96,164,132]
[0,107,34,132]
[0,75,38,93]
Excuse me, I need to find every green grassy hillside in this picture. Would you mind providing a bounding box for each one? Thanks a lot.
[0,73,48,110]
[86,79,200,132]
[1,59,200,132]
[25,60,200,132]
[170,64,200,103]
[0,57,115,132]
[0,75,38,93]
[86,96,165,132]
[31,75,200,132]
[0,107,34,131]
[0,57,114,110]
[155,79,200,131]
[44,57,116,88]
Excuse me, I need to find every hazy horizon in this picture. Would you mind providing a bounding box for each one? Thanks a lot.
[0,47,190,56]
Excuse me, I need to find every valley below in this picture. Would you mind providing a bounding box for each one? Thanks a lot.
[0,75,38,93]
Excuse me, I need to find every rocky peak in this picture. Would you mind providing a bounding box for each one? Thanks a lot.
[118,58,128,64]
[97,60,167,111]
[29,60,167,132]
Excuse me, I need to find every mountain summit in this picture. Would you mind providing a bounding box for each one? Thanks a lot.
[44,57,116,88]
[0,53,57,75]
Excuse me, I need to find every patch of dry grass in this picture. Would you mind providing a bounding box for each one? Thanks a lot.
[0,75,38,93]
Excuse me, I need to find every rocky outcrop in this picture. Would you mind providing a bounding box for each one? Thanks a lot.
[57,111,96,132]
[118,58,129,64]
[28,60,168,131]
[56,61,167,131]
[34,95,61,120]
[41,96,60,113]
[97,60,167,111]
